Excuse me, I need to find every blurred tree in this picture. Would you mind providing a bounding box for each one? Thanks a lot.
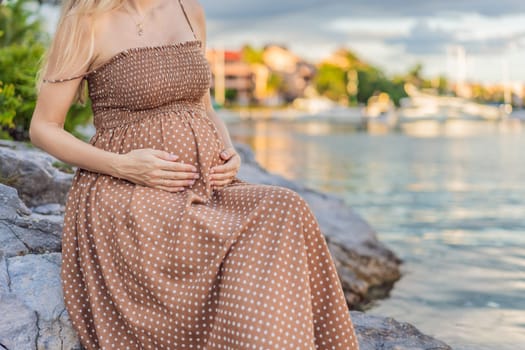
[314,48,407,106]
[314,63,347,101]
[0,81,21,139]
[0,0,45,46]
[266,72,283,95]
[357,66,406,106]
[241,45,264,64]
[0,0,92,141]
[405,63,424,87]
[0,43,46,140]
[224,88,238,105]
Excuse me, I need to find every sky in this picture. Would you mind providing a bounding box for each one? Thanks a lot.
[39,0,525,83]
[200,0,525,83]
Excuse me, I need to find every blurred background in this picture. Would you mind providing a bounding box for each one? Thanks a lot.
[1,0,524,349]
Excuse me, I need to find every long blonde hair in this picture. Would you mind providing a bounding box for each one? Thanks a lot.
[35,0,125,104]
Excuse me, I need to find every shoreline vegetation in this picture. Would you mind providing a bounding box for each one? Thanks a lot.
[0,139,452,349]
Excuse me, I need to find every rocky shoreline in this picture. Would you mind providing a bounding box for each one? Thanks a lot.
[0,139,452,349]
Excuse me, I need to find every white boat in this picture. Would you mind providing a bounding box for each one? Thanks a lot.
[292,97,365,125]
[398,85,508,123]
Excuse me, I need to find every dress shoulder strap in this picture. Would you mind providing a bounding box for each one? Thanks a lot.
[42,70,93,83]
[178,0,197,40]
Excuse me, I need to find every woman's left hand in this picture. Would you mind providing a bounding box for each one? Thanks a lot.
[210,147,241,190]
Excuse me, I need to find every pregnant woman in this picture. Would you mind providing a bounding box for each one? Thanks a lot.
[29,0,360,348]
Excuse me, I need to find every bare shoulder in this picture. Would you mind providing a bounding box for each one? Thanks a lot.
[182,0,205,23]
[57,11,108,67]
[180,0,206,41]
[90,10,114,48]
[92,10,112,35]
[87,9,125,68]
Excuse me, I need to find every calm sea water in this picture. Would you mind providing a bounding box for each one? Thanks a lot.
[227,118,525,350]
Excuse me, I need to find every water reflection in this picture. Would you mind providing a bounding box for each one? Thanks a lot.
[228,119,525,350]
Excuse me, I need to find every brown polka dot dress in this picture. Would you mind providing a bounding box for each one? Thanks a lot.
[45,2,359,349]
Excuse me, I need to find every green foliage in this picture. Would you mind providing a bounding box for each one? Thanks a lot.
[267,72,283,94]
[52,160,75,173]
[0,43,45,139]
[0,0,92,141]
[0,81,21,126]
[314,49,408,106]
[0,171,20,186]
[64,100,93,141]
[242,45,264,64]
[356,66,406,106]
[0,0,45,46]
[405,63,424,87]
[224,88,238,104]
[314,64,347,101]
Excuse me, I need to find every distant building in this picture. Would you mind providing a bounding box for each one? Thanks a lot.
[320,48,353,69]
[262,45,316,103]
[206,44,316,106]
[206,49,254,106]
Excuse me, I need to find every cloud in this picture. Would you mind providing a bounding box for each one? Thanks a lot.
[200,0,525,20]
[386,21,453,54]
[198,0,525,81]
[385,19,525,55]
[461,32,525,53]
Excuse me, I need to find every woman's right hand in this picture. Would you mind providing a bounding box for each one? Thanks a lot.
[115,148,199,192]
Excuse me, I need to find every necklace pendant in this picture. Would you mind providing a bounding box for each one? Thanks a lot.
[137,23,144,36]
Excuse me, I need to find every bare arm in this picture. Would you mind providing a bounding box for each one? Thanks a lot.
[30,77,123,177]
[30,15,198,192]
[29,15,124,177]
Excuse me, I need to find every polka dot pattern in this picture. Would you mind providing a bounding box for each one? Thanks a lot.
[60,24,359,350]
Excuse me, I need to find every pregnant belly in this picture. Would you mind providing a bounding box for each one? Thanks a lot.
[89,112,226,200]
[91,112,224,163]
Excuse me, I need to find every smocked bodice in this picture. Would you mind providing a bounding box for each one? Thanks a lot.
[86,40,212,130]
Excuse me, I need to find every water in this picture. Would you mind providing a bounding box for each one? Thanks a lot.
[227,118,525,350]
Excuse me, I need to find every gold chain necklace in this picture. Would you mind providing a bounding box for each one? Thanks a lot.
[125,1,162,36]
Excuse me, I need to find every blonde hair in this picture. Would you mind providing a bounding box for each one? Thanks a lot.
[35,0,125,104]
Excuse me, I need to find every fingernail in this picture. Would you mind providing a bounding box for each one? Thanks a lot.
[194,174,199,179]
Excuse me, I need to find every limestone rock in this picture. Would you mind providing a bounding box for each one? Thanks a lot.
[0,252,9,294]
[0,184,62,257]
[0,293,38,350]
[0,140,73,207]
[3,253,82,350]
[351,311,452,350]
[0,180,32,219]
